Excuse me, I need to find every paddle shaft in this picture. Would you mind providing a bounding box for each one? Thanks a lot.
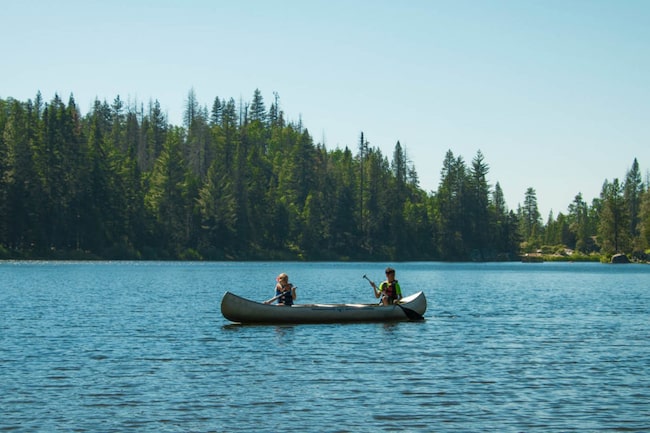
[263,286,296,304]
[363,274,384,303]
[263,293,283,304]
[362,274,376,288]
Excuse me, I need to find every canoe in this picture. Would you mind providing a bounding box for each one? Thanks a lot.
[220,290,427,324]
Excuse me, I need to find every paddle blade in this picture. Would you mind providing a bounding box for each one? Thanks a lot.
[396,303,424,321]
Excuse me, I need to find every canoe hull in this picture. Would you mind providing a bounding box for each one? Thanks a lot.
[220,291,427,324]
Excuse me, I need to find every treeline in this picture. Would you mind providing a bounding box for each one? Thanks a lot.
[0,89,648,261]
[539,157,650,261]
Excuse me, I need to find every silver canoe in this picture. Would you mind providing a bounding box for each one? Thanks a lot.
[220,291,427,324]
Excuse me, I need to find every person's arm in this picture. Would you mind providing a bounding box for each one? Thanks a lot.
[263,291,283,304]
[275,284,283,303]
[291,285,297,301]
[375,282,387,299]
[372,281,382,298]
[396,282,403,301]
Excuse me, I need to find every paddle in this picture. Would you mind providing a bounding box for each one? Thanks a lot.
[363,274,384,304]
[263,293,283,304]
[362,274,424,321]
[263,286,297,305]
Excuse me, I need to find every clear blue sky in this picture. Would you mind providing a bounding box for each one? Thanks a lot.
[3,0,649,218]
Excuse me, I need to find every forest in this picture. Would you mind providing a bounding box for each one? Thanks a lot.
[1,89,649,262]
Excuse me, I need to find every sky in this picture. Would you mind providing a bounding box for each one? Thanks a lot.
[3,0,649,218]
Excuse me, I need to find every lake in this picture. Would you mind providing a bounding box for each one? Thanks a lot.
[1,261,649,432]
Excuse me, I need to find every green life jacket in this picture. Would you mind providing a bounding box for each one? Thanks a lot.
[381,280,398,301]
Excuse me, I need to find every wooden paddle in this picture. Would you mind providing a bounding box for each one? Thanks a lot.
[362,274,424,321]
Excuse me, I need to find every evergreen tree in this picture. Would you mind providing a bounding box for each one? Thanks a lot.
[358,132,368,236]
[139,99,167,172]
[33,94,85,250]
[388,141,408,257]
[145,127,190,256]
[567,193,594,253]
[436,150,467,259]
[0,99,8,247]
[358,141,391,257]
[598,178,630,255]
[638,186,650,252]
[327,147,360,256]
[210,96,222,126]
[186,107,212,179]
[111,95,126,153]
[80,100,114,252]
[114,110,147,257]
[624,158,643,252]
[249,89,266,124]
[392,140,407,187]
[489,181,514,257]
[2,99,44,250]
[467,150,490,258]
[520,187,542,251]
[543,210,558,246]
[268,92,282,128]
[184,88,199,129]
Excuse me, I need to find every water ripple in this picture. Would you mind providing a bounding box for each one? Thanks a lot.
[1,261,649,432]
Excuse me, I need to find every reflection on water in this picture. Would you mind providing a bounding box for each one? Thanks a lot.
[1,261,649,432]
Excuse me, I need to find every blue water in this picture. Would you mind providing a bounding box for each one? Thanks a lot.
[1,261,649,432]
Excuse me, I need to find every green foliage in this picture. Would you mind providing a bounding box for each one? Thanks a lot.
[598,178,630,255]
[0,91,647,261]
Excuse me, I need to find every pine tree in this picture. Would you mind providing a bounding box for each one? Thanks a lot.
[638,186,650,252]
[490,182,511,255]
[520,187,542,250]
[567,193,595,253]
[436,150,468,259]
[145,127,190,256]
[210,96,222,126]
[598,178,630,255]
[184,88,199,129]
[249,89,266,124]
[467,150,490,258]
[624,158,643,251]
[2,99,44,249]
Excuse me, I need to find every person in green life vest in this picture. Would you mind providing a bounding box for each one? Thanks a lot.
[371,267,402,305]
